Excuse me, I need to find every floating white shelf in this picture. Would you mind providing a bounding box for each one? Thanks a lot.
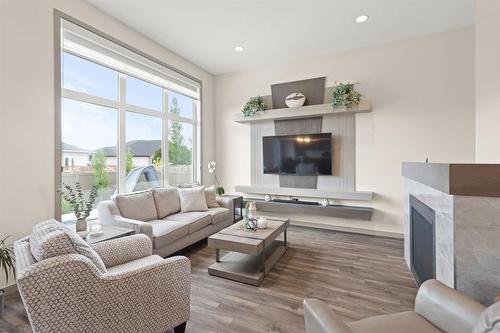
[234,100,371,123]
[234,185,374,201]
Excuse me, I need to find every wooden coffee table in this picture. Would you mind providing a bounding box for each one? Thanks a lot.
[207,217,289,286]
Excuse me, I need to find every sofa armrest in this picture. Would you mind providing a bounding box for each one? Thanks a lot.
[304,299,354,333]
[92,234,152,268]
[415,279,486,333]
[216,196,234,213]
[110,215,153,240]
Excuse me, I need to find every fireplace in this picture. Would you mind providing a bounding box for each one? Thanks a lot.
[409,195,436,286]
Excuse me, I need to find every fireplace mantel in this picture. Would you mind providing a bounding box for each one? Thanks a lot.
[402,162,500,197]
[402,162,500,305]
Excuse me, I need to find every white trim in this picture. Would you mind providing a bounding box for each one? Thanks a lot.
[118,73,127,192]
[163,89,169,185]
[124,104,162,118]
[62,89,119,109]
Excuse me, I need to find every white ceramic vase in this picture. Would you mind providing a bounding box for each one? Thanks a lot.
[257,217,268,229]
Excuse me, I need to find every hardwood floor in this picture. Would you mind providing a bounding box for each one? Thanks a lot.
[0,226,417,333]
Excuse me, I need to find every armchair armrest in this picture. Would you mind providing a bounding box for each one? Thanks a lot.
[216,196,234,213]
[304,299,354,333]
[92,234,152,268]
[17,254,191,333]
[415,279,486,333]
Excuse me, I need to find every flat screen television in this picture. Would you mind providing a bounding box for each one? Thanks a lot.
[263,133,332,175]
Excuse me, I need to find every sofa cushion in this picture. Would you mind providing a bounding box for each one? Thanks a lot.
[178,187,208,213]
[153,187,181,218]
[205,186,221,208]
[165,212,211,233]
[150,220,189,249]
[205,207,231,224]
[348,311,441,333]
[30,219,107,273]
[114,190,158,221]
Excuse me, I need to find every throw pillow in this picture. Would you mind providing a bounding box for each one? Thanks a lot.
[205,185,221,208]
[178,186,209,213]
[153,187,181,219]
[177,182,201,188]
[113,190,158,221]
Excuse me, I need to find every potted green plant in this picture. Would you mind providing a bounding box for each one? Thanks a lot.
[60,182,98,232]
[0,235,15,318]
[332,82,362,109]
[207,161,225,196]
[241,96,266,117]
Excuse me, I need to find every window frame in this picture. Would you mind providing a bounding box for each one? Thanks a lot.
[54,11,202,220]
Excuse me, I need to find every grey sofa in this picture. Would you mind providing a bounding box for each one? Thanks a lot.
[304,279,500,333]
[98,187,234,257]
[15,219,190,333]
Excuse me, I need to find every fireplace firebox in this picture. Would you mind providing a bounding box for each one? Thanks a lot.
[409,195,436,286]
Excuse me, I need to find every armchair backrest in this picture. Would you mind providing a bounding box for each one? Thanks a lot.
[15,219,107,275]
[415,279,486,333]
[473,302,500,333]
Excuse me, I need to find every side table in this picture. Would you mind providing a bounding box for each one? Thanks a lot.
[70,220,135,244]
[219,195,244,222]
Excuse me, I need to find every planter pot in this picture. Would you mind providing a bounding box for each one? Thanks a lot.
[0,289,4,318]
[216,187,225,196]
[76,218,88,232]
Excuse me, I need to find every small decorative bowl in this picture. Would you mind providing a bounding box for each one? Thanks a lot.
[285,92,306,108]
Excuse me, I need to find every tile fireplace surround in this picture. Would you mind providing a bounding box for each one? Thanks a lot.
[402,162,500,305]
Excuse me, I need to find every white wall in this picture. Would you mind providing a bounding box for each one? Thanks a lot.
[475,0,500,161]
[215,28,475,236]
[0,0,215,287]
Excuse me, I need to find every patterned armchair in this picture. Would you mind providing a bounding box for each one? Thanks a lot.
[14,220,191,333]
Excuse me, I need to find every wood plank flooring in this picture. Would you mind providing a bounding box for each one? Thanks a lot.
[0,226,417,333]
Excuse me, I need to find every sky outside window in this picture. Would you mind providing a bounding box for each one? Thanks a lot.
[126,76,163,111]
[63,52,118,100]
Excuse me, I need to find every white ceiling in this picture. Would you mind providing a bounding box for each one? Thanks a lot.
[87,0,475,75]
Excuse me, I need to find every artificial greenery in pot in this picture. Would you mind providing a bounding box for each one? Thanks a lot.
[0,235,15,318]
[241,96,267,117]
[61,182,98,232]
[332,82,362,109]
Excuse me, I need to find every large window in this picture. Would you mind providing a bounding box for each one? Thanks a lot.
[58,18,201,222]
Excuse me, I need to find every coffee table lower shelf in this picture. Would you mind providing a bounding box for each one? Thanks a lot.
[208,240,287,286]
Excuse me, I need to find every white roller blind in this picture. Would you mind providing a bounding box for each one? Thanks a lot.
[61,19,200,100]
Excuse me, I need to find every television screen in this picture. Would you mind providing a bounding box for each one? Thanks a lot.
[263,133,332,175]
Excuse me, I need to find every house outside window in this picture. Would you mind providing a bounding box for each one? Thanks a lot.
[57,18,201,222]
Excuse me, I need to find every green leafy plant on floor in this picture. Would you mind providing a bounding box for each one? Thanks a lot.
[60,182,98,220]
[242,96,266,117]
[0,235,15,283]
[332,82,362,109]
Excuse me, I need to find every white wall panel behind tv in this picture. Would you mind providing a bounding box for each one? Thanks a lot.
[250,113,355,193]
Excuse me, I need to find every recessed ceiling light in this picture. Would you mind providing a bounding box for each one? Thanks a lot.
[356,15,369,23]
[234,46,244,52]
